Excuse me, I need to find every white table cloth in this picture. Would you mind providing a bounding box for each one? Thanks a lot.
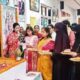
[0,62,43,80]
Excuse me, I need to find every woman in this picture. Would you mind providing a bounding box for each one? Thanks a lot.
[48,24,56,41]
[7,23,20,58]
[37,27,54,80]
[54,22,70,53]
[34,25,42,39]
[62,20,75,49]
[72,24,80,53]
[24,26,38,71]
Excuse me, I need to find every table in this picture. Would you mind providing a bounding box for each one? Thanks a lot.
[0,58,26,74]
[0,58,43,80]
[15,72,43,80]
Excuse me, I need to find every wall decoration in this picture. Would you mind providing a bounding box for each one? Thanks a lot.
[30,0,40,12]
[48,9,51,17]
[1,6,16,50]
[0,5,2,56]
[41,6,46,16]
[61,11,70,17]
[18,0,25,15]
[41,17,48,27]
[0,0,9,5]
[30,17,37,27]
[18,0,25,22]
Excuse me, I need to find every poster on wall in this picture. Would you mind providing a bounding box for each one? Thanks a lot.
[41,17,48,27]
[2,6,16,49]
[52,9,58,22]
[18,0,25,15]
[30,17,37,27]
[0,0,9,5]
[18,0,25,22]
[30,0,40,12]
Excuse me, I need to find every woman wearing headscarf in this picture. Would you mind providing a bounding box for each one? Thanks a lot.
[72,24,80,53]
[54,22,70,53]
[62,20,75,49]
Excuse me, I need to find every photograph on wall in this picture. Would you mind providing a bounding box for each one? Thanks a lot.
[2,6,16,50]
[52,9,58,22]
[0,0,9,5]
[30,16,37,27]
[30,0,40,12]
[18,0,25,15]
[18,0,25,22]
[41,17,48,27]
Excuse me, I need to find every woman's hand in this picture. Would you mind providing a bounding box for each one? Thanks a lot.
[26,45,33,48]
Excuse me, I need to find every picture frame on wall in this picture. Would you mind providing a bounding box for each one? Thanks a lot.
[41,17,48,27]
[52,9,58,22]
[0,0,9,5]
[18,0,25,22]
[1,5,16,53]
[18,0,25,15]
[30,0,40,12]
[48,9,51,17]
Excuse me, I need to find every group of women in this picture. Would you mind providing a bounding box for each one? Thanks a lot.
[3,20,80,80]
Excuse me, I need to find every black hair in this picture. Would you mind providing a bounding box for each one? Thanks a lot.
[25,26,34,36]
[47,24,55,29]
[62,20,70,27]
[13,23,20,32]
[34,25,39,29]
[42,27,51,38]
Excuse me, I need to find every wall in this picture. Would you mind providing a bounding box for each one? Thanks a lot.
[25,0,58,28]
[8,0,77,28]
[58,1,77,24]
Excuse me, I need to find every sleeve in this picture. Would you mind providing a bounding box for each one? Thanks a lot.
[69,31,75,48]
[7,34,13,45]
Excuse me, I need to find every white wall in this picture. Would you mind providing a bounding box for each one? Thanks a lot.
[58,1,77,24]
[8,0,77,27]
[25,0,58,27]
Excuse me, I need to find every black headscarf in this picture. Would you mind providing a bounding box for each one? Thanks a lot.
[72,24,80,53]
[54,22,70,53]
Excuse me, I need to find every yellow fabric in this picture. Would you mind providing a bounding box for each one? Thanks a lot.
[38,38,51,50]
[0,58,25,74]
[37,38,52,80]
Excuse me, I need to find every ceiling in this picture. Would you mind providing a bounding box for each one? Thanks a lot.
[62,0,80,9]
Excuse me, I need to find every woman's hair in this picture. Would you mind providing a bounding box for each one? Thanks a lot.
[13,23,20,32]
[62,20,70,27]
[55,22,67,33]
[42,27,51,38]
[34,25,40,29]
[25,26,34,36]
[47,24,55,29]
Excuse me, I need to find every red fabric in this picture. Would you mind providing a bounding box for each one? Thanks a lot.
[35,32,42,39]
[7,32,19,57]
[24,50,38,72]
[42,41,55,51]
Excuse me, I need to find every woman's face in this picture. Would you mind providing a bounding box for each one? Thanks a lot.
[34,26,39,32]
[49,26,55,33]
[41,28,48,38]
[14,25,20,33]
[27,29,32,36]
